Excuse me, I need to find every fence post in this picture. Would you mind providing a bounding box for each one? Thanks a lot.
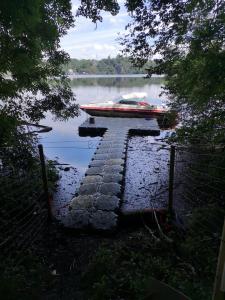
[168,145,175,216]
[212,218,225,300]
[38,144,51,221]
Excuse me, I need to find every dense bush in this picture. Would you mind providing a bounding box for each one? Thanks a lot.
[82,206,223,300]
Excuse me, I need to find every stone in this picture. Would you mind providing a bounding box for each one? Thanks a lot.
[85,166,103,176]
[103,173,123,183]
[79,183,101,195]
[89,160,105,167]
[98,183,121,196]
[95,148,125,156]
[109,153,126,159]
[103,165,124,174]
[103,138,127,142]
[68,210,89,228]
[104,159,124,166]
[89,210,118,230]
[70,195,94,210]
[82,175,103,184]
[90,158,125,167]
[98,142,126,148]
[92,154,110,160]
[94,195,120,211]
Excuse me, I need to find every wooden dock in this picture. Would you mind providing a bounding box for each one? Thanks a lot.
[68,117,160,231]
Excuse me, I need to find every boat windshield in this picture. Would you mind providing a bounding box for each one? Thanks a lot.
[118,99,139,105]
[115,92,147,104]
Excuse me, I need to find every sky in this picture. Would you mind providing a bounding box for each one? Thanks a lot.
[60,0,131,60]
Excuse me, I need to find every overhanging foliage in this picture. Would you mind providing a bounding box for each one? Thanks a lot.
[0,0,78,121]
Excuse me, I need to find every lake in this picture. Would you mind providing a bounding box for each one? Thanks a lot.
[39,76,172,222]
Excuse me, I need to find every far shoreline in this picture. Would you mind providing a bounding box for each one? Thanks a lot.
[67,74,165,79]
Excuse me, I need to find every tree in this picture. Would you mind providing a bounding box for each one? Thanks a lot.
[64,56,147,74]
[119,0,225,143]
[2,0,224,135]
[0,0,79,121]
[78,0,225,142]
[0,0,127,121]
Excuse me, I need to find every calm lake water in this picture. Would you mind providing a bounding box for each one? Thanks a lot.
[39,76,171,220]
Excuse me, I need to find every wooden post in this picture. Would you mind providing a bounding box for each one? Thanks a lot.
[89,117,95,124]
[38,144,51,221]
[212,218,225,300]
[168,145,175,216]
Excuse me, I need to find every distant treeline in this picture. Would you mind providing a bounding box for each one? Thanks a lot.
[64,56,152,75]
[70,77,164,87]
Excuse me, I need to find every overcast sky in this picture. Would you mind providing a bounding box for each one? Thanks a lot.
[60,0,130,59]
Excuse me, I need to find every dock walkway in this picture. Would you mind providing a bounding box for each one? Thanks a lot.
[68,117,160,231]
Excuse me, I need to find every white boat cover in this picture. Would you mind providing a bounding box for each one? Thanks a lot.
[121,92,147,99]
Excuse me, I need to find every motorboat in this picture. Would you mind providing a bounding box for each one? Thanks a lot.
[80,93,169,118]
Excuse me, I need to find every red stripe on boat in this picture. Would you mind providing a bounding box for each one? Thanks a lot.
[80,106,165,114]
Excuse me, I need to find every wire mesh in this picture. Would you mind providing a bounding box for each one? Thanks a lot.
[123,135,225,236]
[170,144,225,285]
[0,146,48,264]
[124,138,225,292]
[174,146,225,209]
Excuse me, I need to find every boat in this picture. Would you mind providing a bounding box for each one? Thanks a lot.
[80,92,169,118]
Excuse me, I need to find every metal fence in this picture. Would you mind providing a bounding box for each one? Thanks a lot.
[1,136,225,298]
[173,143,225,215]
[125,138,225,299]
[173,143,225,300]
[0,145,49,264]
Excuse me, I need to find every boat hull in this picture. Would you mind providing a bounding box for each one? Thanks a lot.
[80,107,166,118]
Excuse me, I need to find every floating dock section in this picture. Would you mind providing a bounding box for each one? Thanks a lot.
[68,117,160,231]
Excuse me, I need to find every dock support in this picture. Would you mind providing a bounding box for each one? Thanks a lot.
[89,117,95,124]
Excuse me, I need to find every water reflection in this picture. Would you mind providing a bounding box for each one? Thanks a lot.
[70,76,164,88]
